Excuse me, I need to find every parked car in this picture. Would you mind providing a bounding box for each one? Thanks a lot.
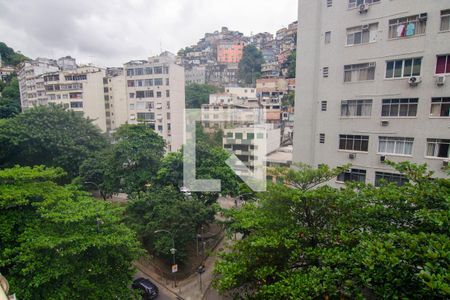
[132,278,159,299]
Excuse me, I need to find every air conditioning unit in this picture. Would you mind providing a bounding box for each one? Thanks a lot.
[408,76,422,86]
[419,13,428,21]
[381,120,389,127]
[349,153,356,159]
[380,155,386,163]
[359,3,369,13]
[361,24,370,31]
[436,75,446,86]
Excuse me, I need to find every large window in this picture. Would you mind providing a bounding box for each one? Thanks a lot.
[341,99,372,117]
[436,55,450,74]
[441,9,450,31]
[337,169,366,183]
[137,112,155,121]
[388,14,427,39]
[378,136,414,156]
[430,97,450,117]
[426,139,450,158]
[348,0,379,9]
[154,67,163,74]
[346,23,378,46]
[375,172,408,187]
[344,63,375,82]
[381,98,418,117]
[154,78,163,86]
[70,101,83,108]
[386,58,421,78]
[339,135,369,152]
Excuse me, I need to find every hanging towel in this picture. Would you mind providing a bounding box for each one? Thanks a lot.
[397,24,406,37]
[406,23,415,36]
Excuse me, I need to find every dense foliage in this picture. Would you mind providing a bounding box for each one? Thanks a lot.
[126,186,216,263]
[185,83,223,108]
[78,124,165,196]
[0,105,108,178]
[0,42,28,67]
[238,45,264,85]
[0,166,142,299]
[286,50,296,79]
[214,163,450,299]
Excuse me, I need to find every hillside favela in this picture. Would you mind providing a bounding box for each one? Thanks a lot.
[0,0,449,299]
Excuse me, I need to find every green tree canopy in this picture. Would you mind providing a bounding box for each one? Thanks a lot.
[78,124,165,195]
[286,50,296,79]
[185,83,223,108]
[214,162,450,299]
[0,166,141,299]
[125,186,216,263]
[0,42,28,67]
[238,45,264,85]
[0,105,108,178]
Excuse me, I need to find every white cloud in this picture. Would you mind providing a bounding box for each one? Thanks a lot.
[0,0,297,66]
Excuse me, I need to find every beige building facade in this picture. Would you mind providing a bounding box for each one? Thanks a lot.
[294,0,450,185]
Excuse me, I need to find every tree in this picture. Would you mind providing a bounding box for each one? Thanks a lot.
[185,83,223,108]
[281,91,295,107]
[214,163,450,299]
[0,42,28,67]
[0,77,21,118]
[286,50,296,78]
[0,105,108,178]
[125,186,215,263]
[0,166,142,299]
[78,124,165,195]
[238,45,264,85]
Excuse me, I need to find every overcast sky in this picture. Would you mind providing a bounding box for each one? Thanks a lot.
[0,0,298,67]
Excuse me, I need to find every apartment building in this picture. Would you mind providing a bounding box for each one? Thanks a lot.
[103,67,128,132]
[294,0,450,185]
[124,51,185,151]
[42,66,108,131]
[217,41,244,64]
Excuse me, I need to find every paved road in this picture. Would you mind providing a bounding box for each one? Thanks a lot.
[134,271,178,300]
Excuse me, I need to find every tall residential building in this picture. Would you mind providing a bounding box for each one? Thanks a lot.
[217,41,244,64]
[294,0,450,185]
[124,51,185,152]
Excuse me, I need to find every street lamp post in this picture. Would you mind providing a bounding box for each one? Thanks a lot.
[154,229,177,287]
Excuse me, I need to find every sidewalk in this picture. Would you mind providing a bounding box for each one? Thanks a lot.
[134,235,229,300]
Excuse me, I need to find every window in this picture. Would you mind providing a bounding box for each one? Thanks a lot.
[257,133,264,139]
[430,97,450,117]
[154,67,163,74]
[375,172,408,187]
[344,63,375,82]
[158,125,163,132]
[385,58,421,78]
[136,91,145,98]
[126,69,135,76]
[156,91,162,98]
[137,112,155,121]
[167,112,171,120]
[381,98,418,117]
[323,67,329,77]
[145,67,153,75]
[164,66,169,74]
[348,0,379,9]
[70,101,83,108]
[235,132,243,139]
[145,90,154,98]
[378,137,414,155]
[441,9,450,31]
[129,93,135,98]
[436,55,450,74]
[154,78,163,86]
[388,14,427,39]
[339,135,369,151]
[144,79,153,86]
[337,169,366,183]
[227,132,233,138]
[426,139,450,158]
[129,104,135,110]
[247,133,255,140]
[321,101,327,111]
[104,87,109,93]
[136,80,143,87]
[341,99,372,117]
[326,0,332,7]
[325,31,331,44]
[166,78,170,85]
[135,68,144,76]
[346,23,378,46]
[319,133,325,144]
[166,90,170,97]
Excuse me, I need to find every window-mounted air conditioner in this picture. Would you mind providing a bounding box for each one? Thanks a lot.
[408,76,422,86]
[359,4,369,13]
[380,120,389,127]
[419,13,428,21]
[349,153,356,159]
[436,75,445,86]
[361,24,370,31]
[380,155,386,163]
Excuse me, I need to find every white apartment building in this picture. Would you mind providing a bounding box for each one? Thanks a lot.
[124,52,185,151]
[294,0,450,185]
